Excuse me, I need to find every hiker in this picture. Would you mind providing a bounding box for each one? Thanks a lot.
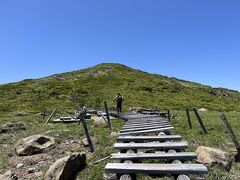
[114,92,123,113]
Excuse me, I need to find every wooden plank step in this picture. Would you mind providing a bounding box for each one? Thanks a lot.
[120,125,173,133]
[118,113,139,119]
[52,118,80,123]
[127,116,164,119]
[128,116,166,121]
[125,122,169,127]
[126,113,156,116]
[123,124,171,130]
[122,112,138,115]
[114,142,188,150]
[117,135,182,142]
[127,115,161,119]
[123,115,150,118]
[123,122,170,129]
[118,127,174,136]
[126,117,167,121]
[105,163,208,175]
[125,120,169,125]
[111,152,197,161]
[122,125,171,130]
[141,111,159,115]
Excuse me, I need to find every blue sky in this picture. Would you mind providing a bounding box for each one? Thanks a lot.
[0,1,240,90]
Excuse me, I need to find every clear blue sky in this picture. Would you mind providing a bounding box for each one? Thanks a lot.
[0,1,240,91]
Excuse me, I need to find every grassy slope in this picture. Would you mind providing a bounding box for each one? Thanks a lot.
[0,63,240,115]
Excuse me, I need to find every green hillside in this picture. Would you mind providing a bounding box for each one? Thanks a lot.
[0,63,240,115]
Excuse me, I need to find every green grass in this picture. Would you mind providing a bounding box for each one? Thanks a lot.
[171,110,240,152]
[0,63,240,116]
[171,110,240,179]
[1,111,240,179]
[133,110,240,180]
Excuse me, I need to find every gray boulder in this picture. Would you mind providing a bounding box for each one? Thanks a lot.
[44,152,86,180]
[92,116,106,125]
[196,146,233,170]
[15,134,55,156]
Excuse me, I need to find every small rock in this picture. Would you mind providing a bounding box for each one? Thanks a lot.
[44,152,86,180]
[16,163,24,169]
[103,172,118,180]
[198,108,208,112]
[36,112,45,116]
[37,161,45,166]
[0,122,26,134]
[80,137,95,147]
[81,138,89,147]
[0,170,12,179]
[46,156,53,160]
[13,112,28,116]
[110,132,118,137]
[15,134,55,156]
[196,146,234,170]
[34,171,43,177]
[28,168,35,173]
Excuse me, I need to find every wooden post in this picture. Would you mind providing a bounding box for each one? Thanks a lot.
[220,113,240,158]
[104,101,112,129]
[100,113,109,124]
[80,114,94,152]
[45,108,57,124]
[193,108,208,134]
[186,109,192,129]
[74,110,78,119]
[167,110,171,122]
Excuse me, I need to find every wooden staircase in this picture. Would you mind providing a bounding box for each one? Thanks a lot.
[104,112,208,179]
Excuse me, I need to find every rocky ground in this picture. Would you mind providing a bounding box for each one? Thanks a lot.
[0,123,85,179]
[0,114,123,180]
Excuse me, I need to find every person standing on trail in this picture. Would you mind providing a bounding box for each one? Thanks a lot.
[114,92,123,113]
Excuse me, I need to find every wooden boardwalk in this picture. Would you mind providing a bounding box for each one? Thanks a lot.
[105,112,208,179]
